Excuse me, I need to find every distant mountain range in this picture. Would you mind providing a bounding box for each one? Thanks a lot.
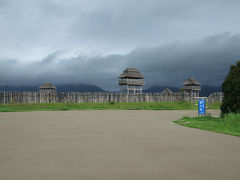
[0,84,105,93]
[0,84,221,97]
[56,84,105,92]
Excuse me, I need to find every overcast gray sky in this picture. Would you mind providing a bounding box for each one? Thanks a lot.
[0,0,240,90]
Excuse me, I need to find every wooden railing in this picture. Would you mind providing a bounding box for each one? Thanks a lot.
[118,79,144,86]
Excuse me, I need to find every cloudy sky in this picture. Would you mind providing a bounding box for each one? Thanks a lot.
[0,0,240,90]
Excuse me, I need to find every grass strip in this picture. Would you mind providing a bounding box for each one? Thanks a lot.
[174,113,240,137]
[207,102,221,109]
[0,102,199,112]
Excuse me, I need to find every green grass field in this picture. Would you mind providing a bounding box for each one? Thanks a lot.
[174,113,240,137]
[0,102,221,112]
[0,102,203,112]
[207,102,221,109]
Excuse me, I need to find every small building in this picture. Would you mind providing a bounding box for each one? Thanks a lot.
[39,82,56,93]
[39,82,56,103]
[181,77,201,97]
[118,68,144,94]
[162,88,173,94]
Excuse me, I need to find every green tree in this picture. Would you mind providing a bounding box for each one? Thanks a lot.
[221,61,240,115]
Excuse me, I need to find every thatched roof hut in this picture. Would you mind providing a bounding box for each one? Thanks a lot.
[119,68,144,79]
[182,77,201,86]
[181,77,201,97]
[119,68,144,94]
[162,88,173,94]
[39,82,56,90]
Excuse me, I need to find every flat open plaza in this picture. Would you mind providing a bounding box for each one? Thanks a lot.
[0,110,240,180]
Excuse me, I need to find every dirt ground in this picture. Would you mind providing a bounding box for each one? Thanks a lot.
[0,110,240,180]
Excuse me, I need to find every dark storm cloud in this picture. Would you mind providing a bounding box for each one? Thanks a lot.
[0,0,240,90]
[0,33,239,90]
[128,33,240,87]
[1,0,240,60]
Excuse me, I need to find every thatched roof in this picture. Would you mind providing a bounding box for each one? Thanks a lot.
[182,77,201,86]
[39,82,56,89]
[119,68,144,79]
[162,88,173,94]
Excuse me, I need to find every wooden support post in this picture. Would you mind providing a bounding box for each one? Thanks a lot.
[3,91,5,104]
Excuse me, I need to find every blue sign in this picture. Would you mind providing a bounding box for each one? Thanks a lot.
[198,99,206,115]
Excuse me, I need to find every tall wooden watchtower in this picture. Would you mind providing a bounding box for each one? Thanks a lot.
[118,68,144,94]
[181,77,201,97]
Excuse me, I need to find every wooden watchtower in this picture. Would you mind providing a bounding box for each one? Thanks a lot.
[39,82,57,103]
[181,77,201,97]
[118,68,144,94]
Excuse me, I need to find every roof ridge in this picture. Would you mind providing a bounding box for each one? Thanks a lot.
[119,68,144,79]
[39,82,56,89]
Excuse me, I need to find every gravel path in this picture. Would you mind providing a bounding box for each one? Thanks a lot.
[1,110,240,180]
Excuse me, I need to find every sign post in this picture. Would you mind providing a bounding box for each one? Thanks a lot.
[198,98,206,116]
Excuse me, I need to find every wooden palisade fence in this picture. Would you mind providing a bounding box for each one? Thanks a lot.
[0,91,223,104]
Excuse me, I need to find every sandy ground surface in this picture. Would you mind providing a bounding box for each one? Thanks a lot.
[0,110,240,180]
